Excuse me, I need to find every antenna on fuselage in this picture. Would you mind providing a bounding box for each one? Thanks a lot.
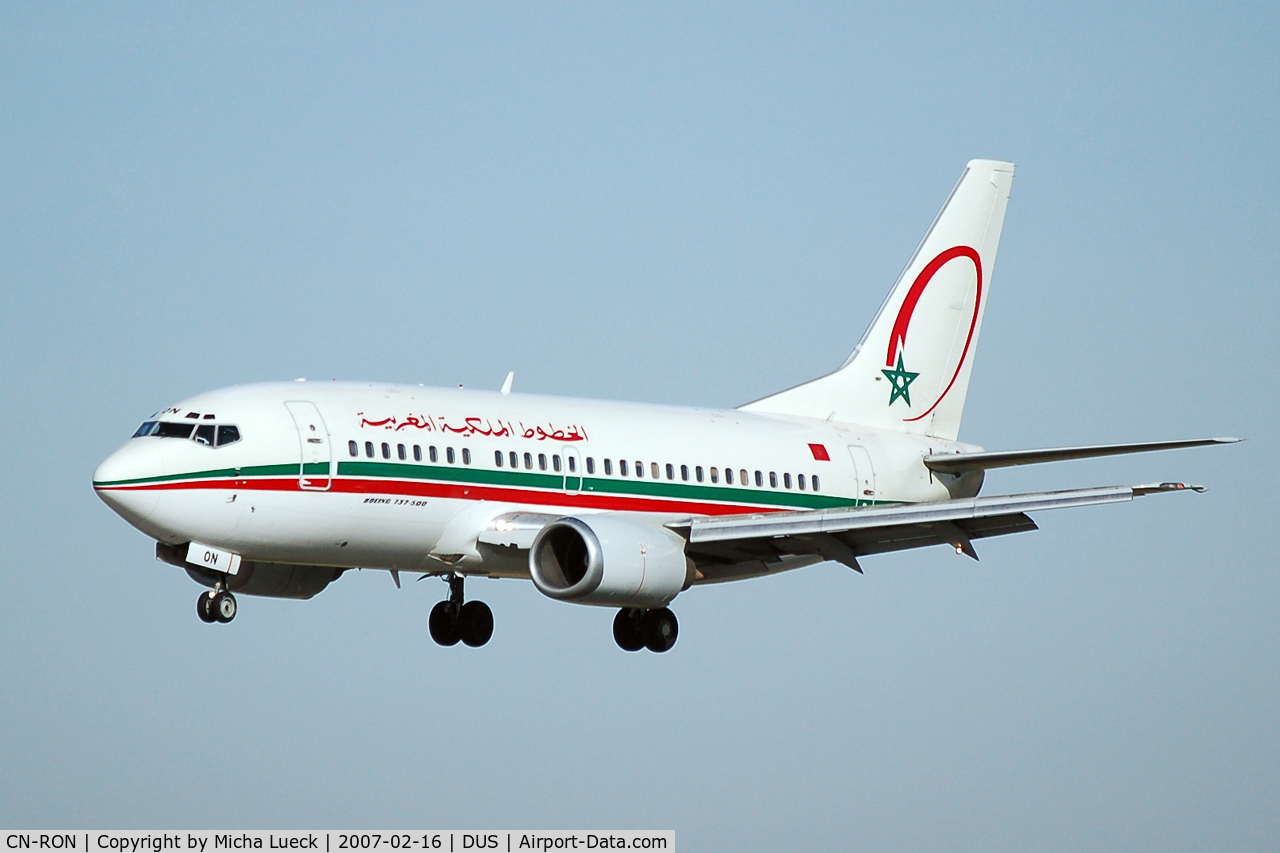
[500,371,515,395]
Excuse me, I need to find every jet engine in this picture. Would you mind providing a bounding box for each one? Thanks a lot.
[529,515,692,608]
[157,542,344,600]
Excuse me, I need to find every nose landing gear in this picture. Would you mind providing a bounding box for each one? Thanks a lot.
[428,574,493,648]
[613,607,678,652]
[196,586,237,624]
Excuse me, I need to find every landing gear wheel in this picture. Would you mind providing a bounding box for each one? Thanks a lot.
[196,591,217,623]
[429,600,461,646]
[613,608,645,652]
[458,600,494,648]
[642,608,678,653]
[211,591,237,623]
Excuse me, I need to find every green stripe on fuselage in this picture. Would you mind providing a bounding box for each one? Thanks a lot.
[98,459,875,510]
[93,463,300,487]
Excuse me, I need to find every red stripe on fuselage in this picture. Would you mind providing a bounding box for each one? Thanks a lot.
[94,476,799,516]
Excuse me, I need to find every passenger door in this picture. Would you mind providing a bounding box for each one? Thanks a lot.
[847,445,876,505]
[285,401,332,491]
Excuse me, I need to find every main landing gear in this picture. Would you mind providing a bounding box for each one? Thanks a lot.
[428,574,494,648]
[196,586,237,624]
[613,607,678,653]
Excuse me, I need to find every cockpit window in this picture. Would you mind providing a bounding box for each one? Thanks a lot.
[153,421,195,439]
[216,425,240,447]
[133,419,241,447]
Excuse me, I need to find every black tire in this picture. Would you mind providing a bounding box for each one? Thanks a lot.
[429,600,461,646]
[642,608,678,653]
[196,592,217,623]
[212,591,237,623]
[458,600,494,648]
[613,608,645,652]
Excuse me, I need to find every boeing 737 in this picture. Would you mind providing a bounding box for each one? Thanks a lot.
[93,159,1237,652]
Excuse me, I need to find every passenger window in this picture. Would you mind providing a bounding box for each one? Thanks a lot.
[447,447,456,464]
[755,471,764,487]
[651,462,660,479]
[680,464,689,481]
[524,452,533,470]
[414,445,422,462]
[365,441,375,458]
[724,467,732,484]
[568,456,576,472]
[709,467,717,483]
[663,463,672,480]
[216,425,241,447]
[552,455,561,472]
[741,469,749,486]
[620,460,628,477]
[604,459,613,476]
[132,421,158,438]
[349,440,358,457]
[812,475,821,492]
[381,443,390,459]
[586,457,595,474]
[398,444,407,460]
[462,448,471,465]
[510,451,519,468]
[696,466,704,482]
[193,424,215,446]
[430,446,438,462]
[155,422,195,439]
[495,450,504,466]
[538,453,547,470]
[769,472,778,488]
[798,474,806,491]
[784,473,792,489]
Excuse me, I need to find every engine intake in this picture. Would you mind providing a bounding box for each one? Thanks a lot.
[529,515,691,608]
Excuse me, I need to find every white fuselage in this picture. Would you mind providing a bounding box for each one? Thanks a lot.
[94,381,980,580]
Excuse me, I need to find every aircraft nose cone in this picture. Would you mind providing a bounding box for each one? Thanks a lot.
[93,445,160,525]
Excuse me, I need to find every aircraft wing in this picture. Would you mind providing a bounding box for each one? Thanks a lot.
[676,482,1205,581]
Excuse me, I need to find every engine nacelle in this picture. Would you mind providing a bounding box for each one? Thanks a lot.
[158,542,343,600]
[529,515,692,608]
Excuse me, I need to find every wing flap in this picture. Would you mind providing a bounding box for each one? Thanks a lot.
[688,484,1153,543]
[683,482,1202,582]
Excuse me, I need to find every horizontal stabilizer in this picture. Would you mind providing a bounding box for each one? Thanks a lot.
[924,437,1240,474]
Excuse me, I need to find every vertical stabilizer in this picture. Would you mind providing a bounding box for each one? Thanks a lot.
[740,159,1015,440]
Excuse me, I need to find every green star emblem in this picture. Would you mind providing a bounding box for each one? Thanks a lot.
[882,353,919,406]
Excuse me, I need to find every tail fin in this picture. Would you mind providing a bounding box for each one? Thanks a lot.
[740,159,1015,441]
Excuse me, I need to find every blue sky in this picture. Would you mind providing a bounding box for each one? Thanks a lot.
[2,4,1276,850]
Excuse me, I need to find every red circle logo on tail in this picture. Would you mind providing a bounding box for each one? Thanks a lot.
[883,245,983,422]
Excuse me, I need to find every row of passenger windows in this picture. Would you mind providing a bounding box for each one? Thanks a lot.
[133,421,242,448]
[348,439,821,492]
[492,449,821,492]
[349,440,471,465]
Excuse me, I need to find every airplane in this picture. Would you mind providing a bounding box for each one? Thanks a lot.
[93,159,1237,653]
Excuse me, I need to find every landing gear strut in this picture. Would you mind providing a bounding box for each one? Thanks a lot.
[428,574,493,648]
[613,607,678,653]
[196,583,237,624]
